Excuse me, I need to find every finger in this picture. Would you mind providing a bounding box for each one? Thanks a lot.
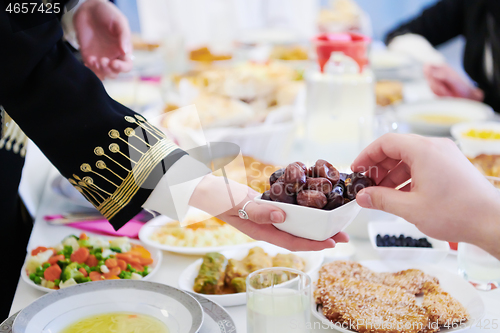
[242,201,286,224]
[110,16,132,55]
[99,57,114,78]
[331,231,349,243]
[351,133,422,172]
[110,58,133,74]
[355,187,417,219]
[365,158,401,185]
[378,162,411,189]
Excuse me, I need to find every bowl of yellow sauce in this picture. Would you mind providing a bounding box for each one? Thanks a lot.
[397,98,494,135]
[452,121,500,158]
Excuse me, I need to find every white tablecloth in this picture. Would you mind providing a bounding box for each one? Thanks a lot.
[9,167,500,332]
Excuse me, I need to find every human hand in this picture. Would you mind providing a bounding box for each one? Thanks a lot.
[351,134,500,256]
[189,175,349,251]
[74,0,133,80]
[424,64,484,101]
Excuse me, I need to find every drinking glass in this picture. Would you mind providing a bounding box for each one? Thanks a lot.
[247,268,311,333]
[458,242,500,290]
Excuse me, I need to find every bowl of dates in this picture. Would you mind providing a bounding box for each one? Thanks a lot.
[254,159,375,241]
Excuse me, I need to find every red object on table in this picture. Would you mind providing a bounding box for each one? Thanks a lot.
[449,242,458,251]
[313,32,371,73]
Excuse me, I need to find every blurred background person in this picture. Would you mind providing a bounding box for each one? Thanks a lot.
[385,0,500,111]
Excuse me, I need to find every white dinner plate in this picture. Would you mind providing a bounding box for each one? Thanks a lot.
[21,236,162,293]
[178,242,325,307]
[139,214,257,256]
[12,280,203,333]
[396,98,494,136]
[311,260,485,333]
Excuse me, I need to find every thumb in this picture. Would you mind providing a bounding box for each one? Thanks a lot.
[356,187,416,219]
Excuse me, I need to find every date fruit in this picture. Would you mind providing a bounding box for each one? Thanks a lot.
[270,168,285,186]
[297,190,327,209]
[323,192,344,210]
[345,173,375,200]
[306,177,332,194]
[270,181,297,204]
[312,159,340,184]
[261,190,271,201]
[284,162,307,192]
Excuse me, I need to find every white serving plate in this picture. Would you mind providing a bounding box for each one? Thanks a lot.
[396,98,494,136]
[368,220,450,263]
[12,280,203,333]
[21,235,162,293]
[311,260,485,333]
[139,214,257,256]
[254,195,362,241]
[178,242,325,307]
[451,121,500,158]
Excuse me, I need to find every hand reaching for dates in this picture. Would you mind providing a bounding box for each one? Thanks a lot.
[351,133,500,260]
[262,159,375,211]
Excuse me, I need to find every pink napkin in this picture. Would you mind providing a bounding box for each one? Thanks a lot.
[65,220,144,239]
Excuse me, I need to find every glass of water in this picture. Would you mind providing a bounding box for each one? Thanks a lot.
[246,268,311,333]
[458,242,500,290]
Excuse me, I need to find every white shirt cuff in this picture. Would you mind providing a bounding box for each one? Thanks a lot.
[142,155,211,222]
[61,0,87,49]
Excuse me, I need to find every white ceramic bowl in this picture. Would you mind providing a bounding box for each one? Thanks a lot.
[396,98,494,136]
[254,195,362,241]
[13,281,203,333]
[368,220,450,263]
[178,242,324,307]
[451,121,500,158]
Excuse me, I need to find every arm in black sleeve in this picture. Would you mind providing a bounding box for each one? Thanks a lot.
[385,0,466,47]
[0,1,187,229]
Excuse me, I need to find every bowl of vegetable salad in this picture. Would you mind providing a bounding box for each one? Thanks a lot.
[22,233,162,292]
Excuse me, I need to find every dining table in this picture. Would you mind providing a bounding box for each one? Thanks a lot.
[7,78,500,332]
[8,167,500,333]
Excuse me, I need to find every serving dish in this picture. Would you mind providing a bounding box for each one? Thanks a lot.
[139,214,257,255]
[311,260,485,333]
[178,242,324,306]
[21,235,162,293]
[12,280,203,333]
[368,220,450,263]
[254,194,362,241]
[396,98,493,136]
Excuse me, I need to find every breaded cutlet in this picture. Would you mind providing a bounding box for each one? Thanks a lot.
[422,282,469,326]
[315,278,428,333]
[318,261,438,295]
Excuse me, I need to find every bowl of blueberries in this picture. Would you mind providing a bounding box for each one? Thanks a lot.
[254,159,375,241]
[368,220,450,263]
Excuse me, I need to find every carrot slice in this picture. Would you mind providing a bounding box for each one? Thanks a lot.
[116,253,132,261]
[139,257,153,266]
[130,263,144,272]
[85,254,98,267]
[79,233,88,240]
[104,275,120,280]
[127,256,141,265]
[70,247,90,264]
[31,246,48,256]
[78,267,88,277]
[109,267,121,276]
[129,245,151,258]
[105,258,118,268]
[117,259,127,271]
[44,265,62,282]
[48,255,65,265]
[89,271,104,281]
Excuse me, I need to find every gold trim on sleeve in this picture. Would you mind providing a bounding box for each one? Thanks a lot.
[69,115,181,220]
[0,108,28,157]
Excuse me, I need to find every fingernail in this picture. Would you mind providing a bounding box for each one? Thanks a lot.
[270,211,284,223]
[357,191,373,209]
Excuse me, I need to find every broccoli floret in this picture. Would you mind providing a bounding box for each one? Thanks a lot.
[61,262,85,282]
